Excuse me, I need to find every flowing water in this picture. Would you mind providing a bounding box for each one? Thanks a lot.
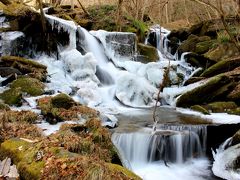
[1,13,237,179]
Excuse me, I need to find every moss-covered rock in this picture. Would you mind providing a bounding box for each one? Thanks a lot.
[51,93,76,109]
[10,77,44,96]
[177,35,211,55]
[37,95,98,123]
[195,39,216,54]
[137,43,159,62]
[201,57,240,77]
[1,56,47,81]
[3,110,38,123]
[190,105,210,114]
[0,122,140,180]
[0,87,22,106]
[176,75,235,107]
[205,101,238,113]
[204,43,240,62]
[231,129,240,146]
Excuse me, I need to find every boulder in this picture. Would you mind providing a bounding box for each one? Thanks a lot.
[176,75,235,107]
[51,93,76,109]
[204,43,240,62]
[137,43,159,62]
[185,53,214,68]
[10,77,45,96]
[0,67,22,77]
[0,87,22,106]
[177,35,211,55]
[195,39,216,54]
[201,57,240,77]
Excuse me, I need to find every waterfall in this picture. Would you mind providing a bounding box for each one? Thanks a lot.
[112,125,207,168]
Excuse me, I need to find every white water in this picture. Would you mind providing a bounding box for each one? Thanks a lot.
[112,126,211,180]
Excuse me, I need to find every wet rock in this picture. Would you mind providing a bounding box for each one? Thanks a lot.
[231,129,240,146]
[10,77,45,96]
[195,39,216,54]
[0,73,17,86]
[185,53,214,68]
[176,75,235,107]
[0,67,22,77]
[190,105,210,115]
[137,43,159,62]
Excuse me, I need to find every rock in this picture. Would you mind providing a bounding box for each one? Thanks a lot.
[231,129,240,146]
[137,43,159,62]
[190,105,210,115]
[51,93,76,109]
[195,39,216,54]
[227,84,240,101]
[185,53,214,68]
[0,67,22,77]
[204,43,240,62]
[10,77,45,96]
[0,87,22,106]
[177,35,211,55]
[176,75,235,107]
[205,101,238,113]
[0,73,18,86]
[201,57,240,77]
[0,56,47,81]
[184,77,205,86]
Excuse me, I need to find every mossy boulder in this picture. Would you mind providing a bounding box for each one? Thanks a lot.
[51,93,76,109]
[0,122,140,179]
[204,43,240,62]
[177,35,211,55]
[205,101,238,113]
[137,43,159,62]
[37,95,98,124]
[195,39,216,54]
[185,53,214,68]
[0,87,22,106]
[190,105,210,115]
[176,75,235,107]
[201,57,240,77]
[10,77,44,96]
[0,56,47,81]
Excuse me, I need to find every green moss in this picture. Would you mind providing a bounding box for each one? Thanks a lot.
[11,77,44,96]
[191,105,210,115]
[201,57,240,77]
[18,161,44,180]
[206,101,238,113]
[51,93,76,109]
[176,75,234,107]
[0,87,22,106]
[228,108,240,115]
[0,138,30,162]
[137,43,159,62]
[195,40,216,54]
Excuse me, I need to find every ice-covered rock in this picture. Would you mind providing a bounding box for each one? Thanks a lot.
[100,113,118,128]
[212,139,240,180]
[116,72,157,107]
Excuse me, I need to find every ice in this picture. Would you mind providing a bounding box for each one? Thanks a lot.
[213,141,240,180]
[116,72,157,107]
[177,108,240,124]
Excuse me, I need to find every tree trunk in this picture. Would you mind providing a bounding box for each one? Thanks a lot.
[76,0,90,17]
[37,0,46,33]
